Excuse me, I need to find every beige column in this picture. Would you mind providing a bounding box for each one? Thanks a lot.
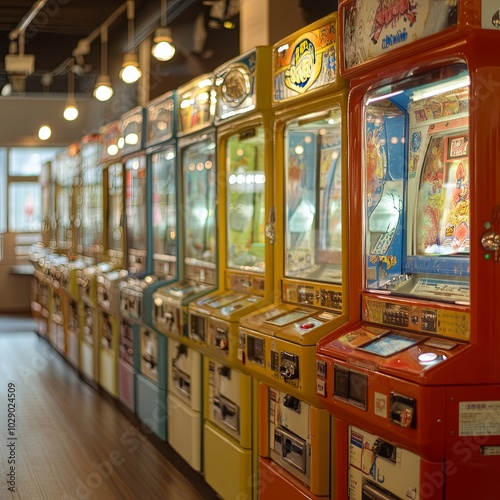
[240,0,304,52]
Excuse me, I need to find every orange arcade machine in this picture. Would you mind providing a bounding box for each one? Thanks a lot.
[317,1,500,499]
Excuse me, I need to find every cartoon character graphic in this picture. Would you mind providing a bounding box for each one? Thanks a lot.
[371,0,417,44]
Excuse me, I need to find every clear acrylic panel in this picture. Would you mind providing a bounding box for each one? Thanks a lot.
[107,162,123,252]
[182,136,217,264]
[226,126,266,272]
[363,64,470,303]
[284,105,343,283]
[125,155,147,252]
[152,147,177,257]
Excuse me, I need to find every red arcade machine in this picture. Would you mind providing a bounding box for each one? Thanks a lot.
[317,1,500,499]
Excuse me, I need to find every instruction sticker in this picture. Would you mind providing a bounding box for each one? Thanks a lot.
[459,401,500,436]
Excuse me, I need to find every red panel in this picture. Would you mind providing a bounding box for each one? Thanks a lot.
[258,458,327,500]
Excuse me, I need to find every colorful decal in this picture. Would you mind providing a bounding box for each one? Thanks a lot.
[273,19,337,102]
[343,0,457,69]
[416,134,469,256]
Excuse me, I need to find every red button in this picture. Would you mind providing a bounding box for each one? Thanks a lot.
[300,322,315,330]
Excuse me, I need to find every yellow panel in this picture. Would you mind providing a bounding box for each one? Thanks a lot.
[204,423,253,500]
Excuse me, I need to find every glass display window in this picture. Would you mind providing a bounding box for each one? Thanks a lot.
[362,63,470,303]
[226,126,266,272]
[284,105,343,283]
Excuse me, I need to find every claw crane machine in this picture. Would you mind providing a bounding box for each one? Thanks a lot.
[317,1,500,499]
[151,73,217,469]
[97,107,147,397]
[78,121,121,385]
[121,90,177,429]
[236,14,349,499]
[184,47,273,500]
[61,133,103,370]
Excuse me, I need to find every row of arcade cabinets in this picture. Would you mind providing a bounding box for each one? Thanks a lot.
[315,1,500,500]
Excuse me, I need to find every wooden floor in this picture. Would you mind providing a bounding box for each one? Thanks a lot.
[0,316,218,500]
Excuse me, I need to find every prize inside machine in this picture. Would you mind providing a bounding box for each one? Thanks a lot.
[318,2,500,493]
[77,121,120,384]
[31,161,55,338]
[129,92,177,439]
[188,47,272,500]
[152,73,217,469]
[47,145,80,354]
[235,14,347,500]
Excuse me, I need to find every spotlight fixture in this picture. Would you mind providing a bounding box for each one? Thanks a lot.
[151,0,175,62]
[63,58,78,121]
[94,26,114,101]
[120,0,142,83]
[38,125,52,141]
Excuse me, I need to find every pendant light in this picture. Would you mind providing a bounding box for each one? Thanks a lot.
[63,58,79,121]
[151,0,175,62]
[120,0,142,84]
[94,25,114,101]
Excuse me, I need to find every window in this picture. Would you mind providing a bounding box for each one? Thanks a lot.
[2,147,62,234]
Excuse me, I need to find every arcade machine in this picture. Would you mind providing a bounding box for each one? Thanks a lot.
[317,1,500,499]
[31,160,55,338]
[61,133,103,369]
[121,92,177,429]
[77,121,120,385]
[237,14,348,499]
[47,145,80,353]
[152,73,217,470]
[97,108,147,397]
[184,47,272,500]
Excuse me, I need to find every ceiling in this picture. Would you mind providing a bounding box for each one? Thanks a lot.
[0,0,243,99]
[0,0,335,107]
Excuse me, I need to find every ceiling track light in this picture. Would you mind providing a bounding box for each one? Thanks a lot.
[152,0,175,62]
[120,0,142,84]
[94,25,114,101]
[63,58,79,121]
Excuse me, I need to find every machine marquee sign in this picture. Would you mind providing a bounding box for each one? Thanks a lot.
[342,0,458,69]
[273,17,338,102]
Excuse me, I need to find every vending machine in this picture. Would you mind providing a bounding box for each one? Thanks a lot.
[317,2,500,499]
[125,91,177,436]
[184,47,273,500]
[152,73,217,470]
[236,14,348,500]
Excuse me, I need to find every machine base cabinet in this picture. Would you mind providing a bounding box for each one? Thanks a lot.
[167,391,202,471]
[118,359,135,411]
[204,423,252,499]
[135,373,167,441]
[258,458,325,500]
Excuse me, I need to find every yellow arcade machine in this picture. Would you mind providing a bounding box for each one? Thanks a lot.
[185,47,273,500]
[237,14,349,499]
[48,145,80,354]
[151,73,217,471]
[77,121,121,385]
[61,133,103,370]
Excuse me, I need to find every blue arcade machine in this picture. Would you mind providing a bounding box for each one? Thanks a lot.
[119,90,178,438]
